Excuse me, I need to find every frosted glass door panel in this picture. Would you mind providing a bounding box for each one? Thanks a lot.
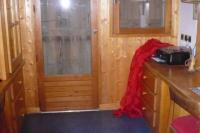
[40,0,91,75]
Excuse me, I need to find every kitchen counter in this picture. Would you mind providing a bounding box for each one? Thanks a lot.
[145,60,200,119]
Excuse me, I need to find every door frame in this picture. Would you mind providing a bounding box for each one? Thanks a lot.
[34,0,99,110]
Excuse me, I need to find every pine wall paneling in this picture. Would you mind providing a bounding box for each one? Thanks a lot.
[195,5,200,69]
[98,0,179,109]
[22,0,179,112]
[22,0,39,113]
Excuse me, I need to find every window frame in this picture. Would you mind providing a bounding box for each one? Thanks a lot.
[111,0,172,35]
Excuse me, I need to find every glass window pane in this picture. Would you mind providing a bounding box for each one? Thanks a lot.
[120,0,165,28]
[40,0,92,75]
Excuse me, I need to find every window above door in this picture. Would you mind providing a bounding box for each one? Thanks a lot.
[112,0,172,35]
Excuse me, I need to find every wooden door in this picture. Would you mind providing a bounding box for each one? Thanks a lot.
[35,0,98,111]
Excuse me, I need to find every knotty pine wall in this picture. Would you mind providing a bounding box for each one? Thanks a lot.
[22,0,179,112]
[22,0,40,112]
[98,0,179,109]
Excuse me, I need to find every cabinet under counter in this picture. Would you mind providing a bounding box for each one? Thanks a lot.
[0,63,25,133]
[142,60,200,133]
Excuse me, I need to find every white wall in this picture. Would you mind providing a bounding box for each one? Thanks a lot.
[178,1,198,52]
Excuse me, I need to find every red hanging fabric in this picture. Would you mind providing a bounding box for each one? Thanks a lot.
[113,39,171,118]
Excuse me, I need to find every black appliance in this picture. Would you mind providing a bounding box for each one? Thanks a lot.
[155,46,191,65]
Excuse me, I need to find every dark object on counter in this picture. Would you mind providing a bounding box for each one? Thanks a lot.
[155,46,191,65]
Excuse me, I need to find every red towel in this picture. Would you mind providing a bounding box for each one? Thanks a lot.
[113,39,171,118]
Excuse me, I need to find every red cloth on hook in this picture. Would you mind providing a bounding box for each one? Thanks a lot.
[113,39,171,118]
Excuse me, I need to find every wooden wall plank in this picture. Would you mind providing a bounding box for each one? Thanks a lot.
[43,81,95,110]
[45,96,92,103]
[45,101,95,111]
[195,5,200,68]
[45,91,93,98]
[44,86,92,92]
[22,0,40,113]
[44,81,91,87]
[98,0,179,109]
[22,0,179,112]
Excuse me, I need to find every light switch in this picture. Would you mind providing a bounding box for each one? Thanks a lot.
[181,34,184,40]
[188,36,191,43]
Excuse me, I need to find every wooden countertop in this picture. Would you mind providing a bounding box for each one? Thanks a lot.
[145,60,200,119]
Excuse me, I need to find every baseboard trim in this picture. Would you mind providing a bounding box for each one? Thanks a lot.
[25,103,120,113]
[26,107,40,113]
[99,103,120,110]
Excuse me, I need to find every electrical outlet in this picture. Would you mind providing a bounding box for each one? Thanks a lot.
[181,34,184,40]
[188,36,191,43]
[184,35,188,42]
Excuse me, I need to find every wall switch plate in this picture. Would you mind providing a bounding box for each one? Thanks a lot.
[181,34,184,40]
[184,35,188,41]
[188,36,191,42]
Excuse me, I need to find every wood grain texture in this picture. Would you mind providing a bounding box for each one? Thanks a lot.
[145,60,200,119]
[34,0,99,111]
[195,4,200,69]
[0,64,25,133]
[22,0,179,111]
[141,67,165,132]
[98,0,179,107]
[4,0,23,74]
[0,63,24,93]
[143,61,200,133]
[141,89,157,129]
[39,81,98,111]
[0,12,9,80]
[0,0,12,80]
[22,0,40,113]
[172,103,190,119]
[156,81,171,133]
[11,69,26,133]
[43,80,97,110]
